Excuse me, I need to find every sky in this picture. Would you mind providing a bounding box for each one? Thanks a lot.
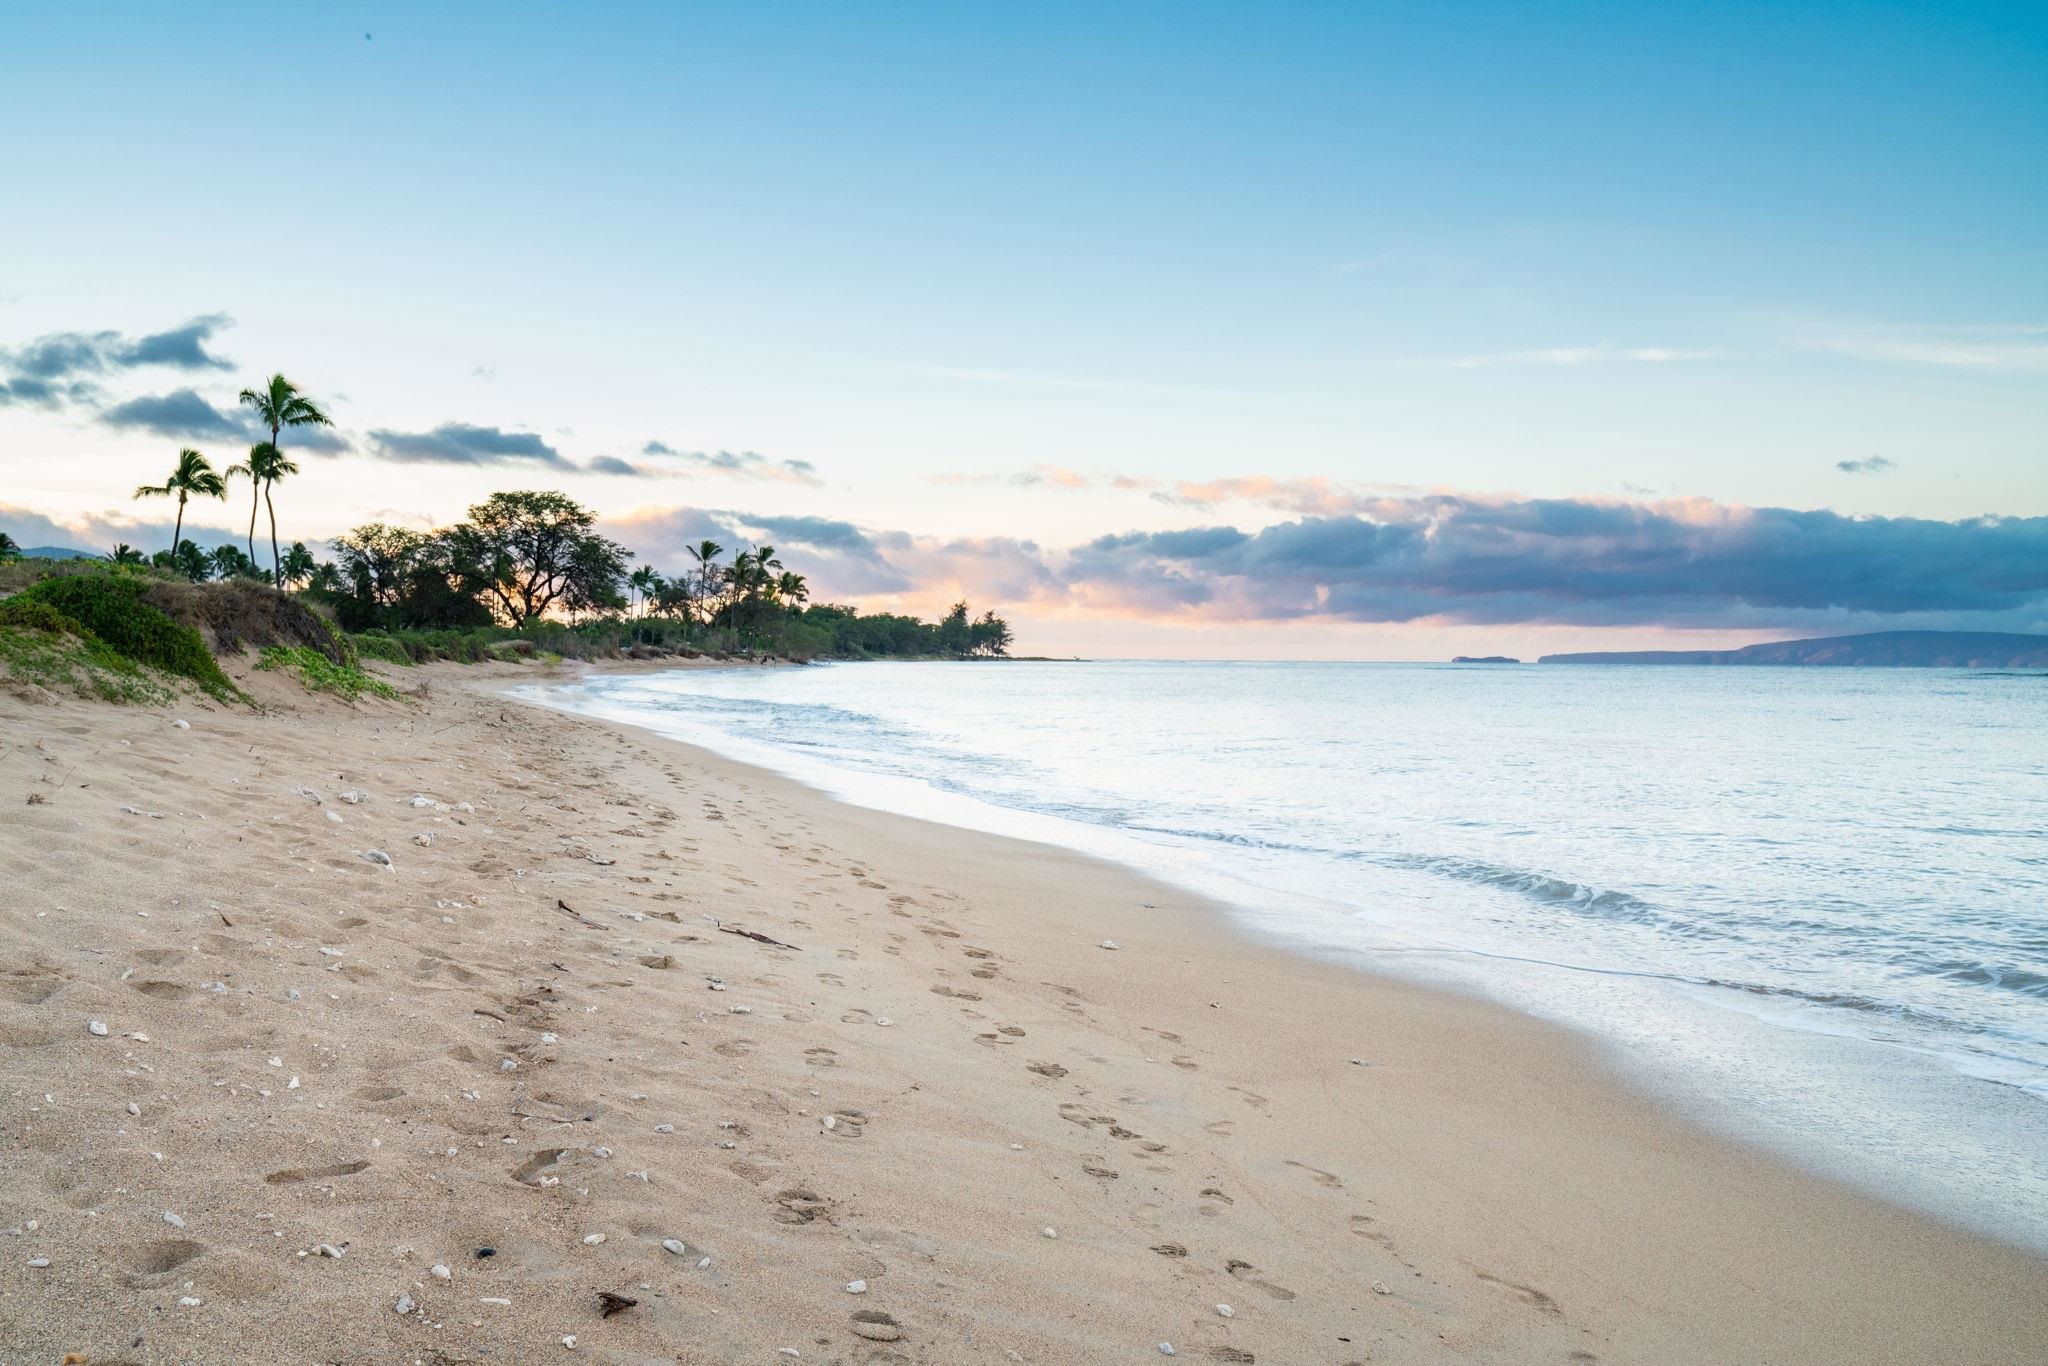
[2,1,2044,658]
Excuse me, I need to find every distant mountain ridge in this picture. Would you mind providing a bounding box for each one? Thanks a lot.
[19,546,103,560]
[1539,630,2048,668]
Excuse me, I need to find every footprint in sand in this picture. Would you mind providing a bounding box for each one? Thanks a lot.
[1227,1086,1270,1110]
[930,985,982,1001]
[510,1149,568,1185]
[1226,1258,1298,1301]
[119,1239,207,1287]
[804,1047,839,1068]
[351,1085,405,1102]
[1476,1271,1563,1316]
[772,1188,836,1225]
[1028,1061,1069,1079]
[127,979,190,1000]
[264,1159,370,1185]
[1284,1160,1344,1189]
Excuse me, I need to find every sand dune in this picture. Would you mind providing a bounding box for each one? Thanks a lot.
[1,659,2041,1364]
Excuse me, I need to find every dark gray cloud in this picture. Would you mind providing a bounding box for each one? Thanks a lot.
[100,388,352,451]
[99,388,249,439]
[617,493,2048,635]
[1057,496,2048,632]
[366,423,569,468]
[637,443,823,485]
[584,455,644,476]
[0,375,96,408]
[5,314,234,380]
[1836,456,1898,475]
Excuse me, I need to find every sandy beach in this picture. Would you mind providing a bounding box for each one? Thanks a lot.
[2,657,2043,1365]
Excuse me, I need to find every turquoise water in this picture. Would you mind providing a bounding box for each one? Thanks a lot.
[529,660,2048,1251]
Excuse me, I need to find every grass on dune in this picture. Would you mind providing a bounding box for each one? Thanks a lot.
[255,645,399,700]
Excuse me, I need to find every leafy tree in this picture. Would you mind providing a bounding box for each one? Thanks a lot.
[937,600,973,656]
[109,542,146,566]
[450,490,630,625]
[969,609,1014,656]
[132,448,228,556]
[0,532,18,561]
[330,523,429,609]
[238,374,332,570]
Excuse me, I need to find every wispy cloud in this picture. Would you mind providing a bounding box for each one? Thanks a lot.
[1835,456,1898,475]
[638,443,824,485]
[907,364,1183,398]
[1446,343,1721,368]
[1798,322,2048,373]
[367,422,569,468]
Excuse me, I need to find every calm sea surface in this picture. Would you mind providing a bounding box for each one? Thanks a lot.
[529,661,2048,1251]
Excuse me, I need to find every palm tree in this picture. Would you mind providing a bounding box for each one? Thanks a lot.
[685,539,724,624]
[628,565,663,617]
[279,541,317,589]
[109,543,146,566]
[133,448,228,555]
[774,570,809,608]
[238,374,332,576]
[0,532,19,561]
[231,443,299,586]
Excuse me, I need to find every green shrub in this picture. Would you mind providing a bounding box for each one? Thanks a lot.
[348,632,416,666]
[0,620,175,705]
[12,575,240,701]
[255,646,399,700]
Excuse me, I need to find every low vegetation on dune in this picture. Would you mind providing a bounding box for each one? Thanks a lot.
[6,574,242,702]
[254,645,398,700]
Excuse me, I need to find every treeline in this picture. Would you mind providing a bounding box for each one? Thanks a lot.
[124,488,1012,661]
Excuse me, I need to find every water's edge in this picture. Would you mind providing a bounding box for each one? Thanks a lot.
[513,667,2048,1256]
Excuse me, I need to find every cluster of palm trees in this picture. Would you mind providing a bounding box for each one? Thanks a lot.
[131,374,331,586]
[626,540,809,627]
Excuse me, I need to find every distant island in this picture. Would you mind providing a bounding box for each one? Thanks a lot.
[1539,630,2048,669]
[1450,655,1520,664]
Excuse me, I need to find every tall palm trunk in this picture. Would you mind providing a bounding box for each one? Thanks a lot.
[172,493,186,556]
[246,478,260,564]
[265,481,281,587]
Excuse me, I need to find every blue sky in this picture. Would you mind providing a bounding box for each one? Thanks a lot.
[2,2,2043,656]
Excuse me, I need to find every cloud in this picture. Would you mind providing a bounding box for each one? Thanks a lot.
[100,388,352,451]
[366,423,570,468]
[1835,456,1898,475]
[1800,323,2048,373]
[99,388,250,440]
[0,375,96,408]
[1446,344,1719,368]
[0,502,240,554]
[584,456,644,476]
[616,493,2048,636]
[4,314,235,380]
[637,443,823,485]
[1054,496,2048,632]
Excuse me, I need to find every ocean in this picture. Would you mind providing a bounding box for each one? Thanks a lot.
[526,660,2048,1251]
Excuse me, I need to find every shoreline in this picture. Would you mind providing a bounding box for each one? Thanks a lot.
[527,661,2048,1258]
[2,658,2041,1362]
